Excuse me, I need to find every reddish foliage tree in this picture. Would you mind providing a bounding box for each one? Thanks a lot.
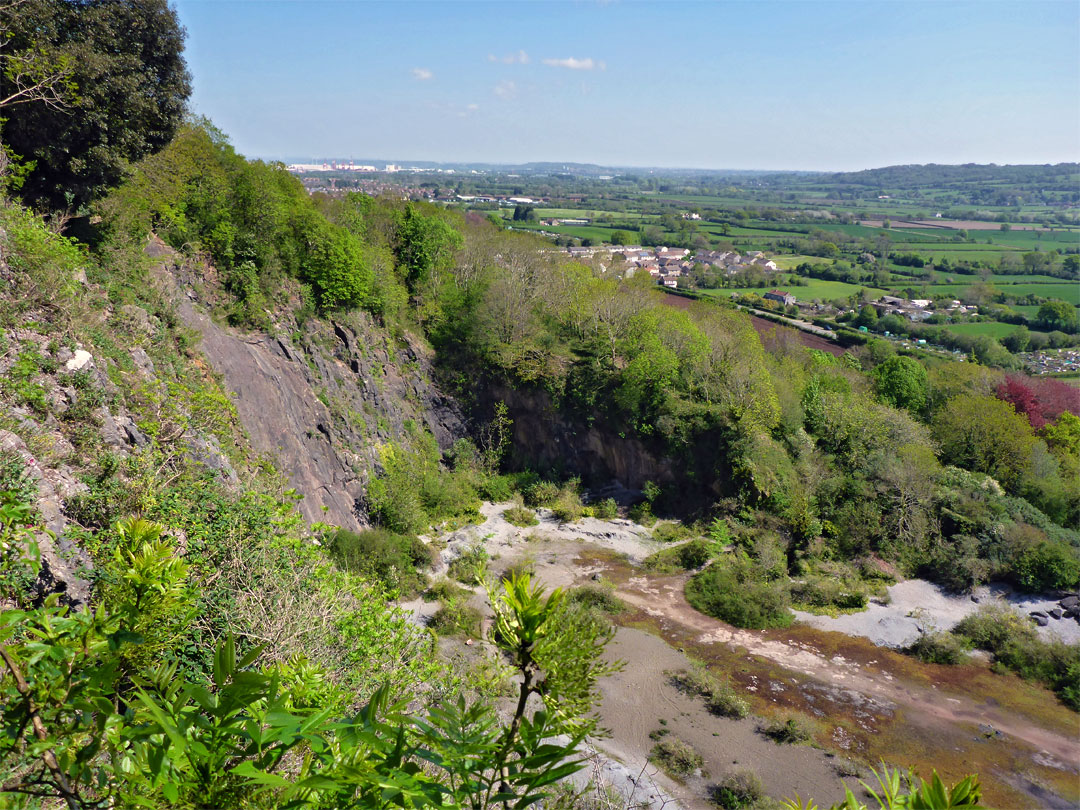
[1031,377,1080,422]
[996,374,1080,429]
[997,376,1045,428]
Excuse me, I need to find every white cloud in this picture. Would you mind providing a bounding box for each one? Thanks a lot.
[466,103,479,111]
[411,67,433,80]
[542,56,604,71]
[489,50,529,65]
[493,80,517,100]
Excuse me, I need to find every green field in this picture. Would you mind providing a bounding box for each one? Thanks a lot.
[699,279,885,302]
[884,281,1079,305]
[942,322,1028,339]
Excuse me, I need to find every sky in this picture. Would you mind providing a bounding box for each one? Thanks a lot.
[173,0,1080,171]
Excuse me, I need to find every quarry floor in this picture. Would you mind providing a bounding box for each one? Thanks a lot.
[407,503,1080,810]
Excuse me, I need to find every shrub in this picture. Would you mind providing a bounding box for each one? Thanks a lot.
[448,545,488,584]
[905,631,969,666]
[503,505,538,527]
[1012,539,1080,592]
[329,528,432,596]
[710,769,763,809]
[651,735,704,777]
[789,576,869,612]
[705,686,751,720]
[670,665,749,719]
[499,559,536,583]
[653,521,692,544]
[550,494,585,523]
[686,554,793,629]
[477,473,515,502]
[592,497,617,519]
[566,585,624,616]
[644,539,714,573]
[425,579,471,603]
[428,600,483,638]
[629,501,657,527]
[523,480,560,507]
[761,715,812,745]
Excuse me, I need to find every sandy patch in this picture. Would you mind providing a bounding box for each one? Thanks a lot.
[794,579,1080,648]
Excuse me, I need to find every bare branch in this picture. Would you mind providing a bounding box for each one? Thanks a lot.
[0,52,75,111]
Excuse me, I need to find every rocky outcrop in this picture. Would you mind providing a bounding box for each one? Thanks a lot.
[148,238,467,530]
[0,430,92,607]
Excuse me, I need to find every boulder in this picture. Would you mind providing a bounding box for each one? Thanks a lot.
[64,349,93,372]
[1059,595,1079,610]
[1049,608,1063,620]
[1031,614,1049,627]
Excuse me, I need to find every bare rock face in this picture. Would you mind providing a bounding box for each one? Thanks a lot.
[148,239,467,530]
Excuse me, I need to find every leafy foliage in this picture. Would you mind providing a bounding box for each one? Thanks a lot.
[3,0,190,210]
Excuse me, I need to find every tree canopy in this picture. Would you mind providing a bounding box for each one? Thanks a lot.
[1,0,190,210]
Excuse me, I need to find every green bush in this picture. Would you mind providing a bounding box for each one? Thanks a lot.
[448,545,488,584]
[1012,539,1080,592]
[428,600,483,638]
[651,735,704,777]
[789,576,869,612]
[425,579,471,604]
[761,715,812,745]
[953,604,1080,710]
[523,480,560,507]
[905,631,969,666]
[670,665,750,719]
[566,585,624,616]
[653,521,692,544]
[503,505,538,527]
[629,501,657,527]
[644,539,714,573]
[686,554,793,629]
[592,497,617,519]
[550,493,586,523]
[328,528,432,596]
[710,769,763,809]
[706,686,751,720]
[367,435,481,534]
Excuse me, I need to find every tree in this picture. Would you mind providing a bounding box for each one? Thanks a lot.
[0,1,77,114]
[1001,325,1031,353]
[932,394,1035,490]
[855,304,878,328]
[1037,299,1078,332]
[2,0,191,210]
[873,355,929,412]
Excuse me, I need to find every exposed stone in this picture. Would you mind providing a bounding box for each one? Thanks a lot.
[0,430,92,607]
[1059,595,1079,610]
[64,349,93,372]
[1049,608,1063,620]
[130,347,155,376]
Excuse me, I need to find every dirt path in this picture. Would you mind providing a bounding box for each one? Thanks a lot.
[616,574,1080,766]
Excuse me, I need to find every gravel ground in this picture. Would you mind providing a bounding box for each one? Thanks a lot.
[794,579,1080,648]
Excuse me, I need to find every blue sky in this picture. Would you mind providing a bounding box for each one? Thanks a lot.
[174,0,1080,171]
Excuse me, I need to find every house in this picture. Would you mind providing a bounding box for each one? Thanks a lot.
[662,277,679,289]
[764,290,796,306]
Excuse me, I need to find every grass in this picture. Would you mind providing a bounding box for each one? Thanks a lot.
[941,321,1026,339]
[700,279,887,303]
[883,281,1078,305]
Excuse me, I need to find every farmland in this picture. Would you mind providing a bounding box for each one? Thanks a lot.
[698,279,886,302]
